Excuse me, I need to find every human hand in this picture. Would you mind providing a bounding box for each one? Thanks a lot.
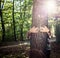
[26,26,39,38]
[29,26,39,33]
[40,26,49,33]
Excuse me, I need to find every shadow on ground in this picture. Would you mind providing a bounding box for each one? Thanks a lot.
[0,41,60,58]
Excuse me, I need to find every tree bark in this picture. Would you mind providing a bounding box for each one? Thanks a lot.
[30,0,48,57]
[0,1,5,41]
[20,1,23,41]
[12,0,16,41]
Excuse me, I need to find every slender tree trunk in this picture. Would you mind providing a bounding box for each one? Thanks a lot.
[12,0,16,41]
[0,1,5,41]
[30,0,48,57]
[20,1,23,41]
[20,24,23,41]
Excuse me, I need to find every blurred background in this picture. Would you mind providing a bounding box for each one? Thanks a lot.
[0,0,60,58]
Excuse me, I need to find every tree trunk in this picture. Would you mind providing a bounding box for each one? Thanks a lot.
[30,0,48,57]
[0,1,5,41]
[12,0,16,41]
[20,25,23,41]
[20,1,23,41]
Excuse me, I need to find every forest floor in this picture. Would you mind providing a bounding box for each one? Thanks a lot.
[50,42,60,58]
[0,40,60,58]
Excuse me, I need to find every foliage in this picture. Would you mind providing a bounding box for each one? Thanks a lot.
[0,0,33,41]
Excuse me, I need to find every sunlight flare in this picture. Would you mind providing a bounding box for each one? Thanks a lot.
[45,0,57,15]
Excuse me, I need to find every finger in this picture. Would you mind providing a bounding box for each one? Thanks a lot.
[36,27,40,31]
[40,28,43,30]
[31,26,35,29]
[30,26,35,31]
[35,27,39,30]
[40,29,43,32]
[44,26,48,29]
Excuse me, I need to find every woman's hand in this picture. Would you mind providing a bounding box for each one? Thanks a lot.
[40,26,51,38]
[27,26,39,38]
[40,26,49,33]
[29,26,39,33]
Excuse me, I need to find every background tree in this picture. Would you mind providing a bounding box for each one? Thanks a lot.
[0,0,33,41]
[12,0,16,41]
[55,18,60,43]
[0,0,55,42]
[0,0,5,41]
